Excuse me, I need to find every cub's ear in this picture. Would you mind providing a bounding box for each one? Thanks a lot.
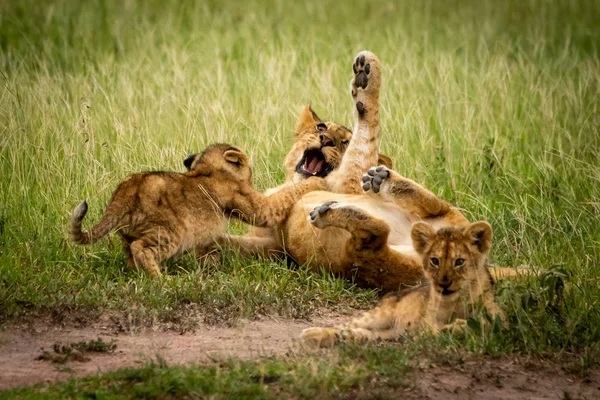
[223,149,249,166]
[377,153,393,170]
[295,104,322,136]
[183,154,198,170]
[411,222,436,255]
[464,221,493,254]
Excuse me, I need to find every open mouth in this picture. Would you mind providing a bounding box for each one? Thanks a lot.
[441,288,456,296]
[296,149,333,177]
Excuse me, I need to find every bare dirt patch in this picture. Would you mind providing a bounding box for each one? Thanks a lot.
[1,318,598,399]
[0,315,347,390]
[406,359,600,400]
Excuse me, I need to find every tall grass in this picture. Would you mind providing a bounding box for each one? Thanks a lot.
[1,0,599,355]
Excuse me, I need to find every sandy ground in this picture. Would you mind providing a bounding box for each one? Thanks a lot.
[0,315,347,390]
[410,359,600,400]
[1,318,598,399]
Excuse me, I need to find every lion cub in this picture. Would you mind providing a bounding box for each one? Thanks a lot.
[301,221,505,347]
[69,143,325,277]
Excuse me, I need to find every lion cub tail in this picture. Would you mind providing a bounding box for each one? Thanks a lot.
[69,201,120,245]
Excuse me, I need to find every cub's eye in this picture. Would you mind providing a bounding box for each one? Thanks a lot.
[430,257,439,267]
[316,123,328,132]
[341,140,350,145]
[455,258,465,267]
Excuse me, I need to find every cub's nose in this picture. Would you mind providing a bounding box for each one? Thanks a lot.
[320,135,334,147]
[439,281,452,289]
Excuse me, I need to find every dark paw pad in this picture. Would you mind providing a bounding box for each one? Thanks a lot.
[362,167,390,194]
[310,201,337,220]
[356,101,365,116]
[353,54,370,90]
[356,71,368,89]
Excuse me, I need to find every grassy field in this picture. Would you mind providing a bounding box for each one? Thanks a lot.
[1,0,600,396]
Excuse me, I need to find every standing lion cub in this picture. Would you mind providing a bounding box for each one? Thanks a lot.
[301,221,505,347]
[69,143,325,277]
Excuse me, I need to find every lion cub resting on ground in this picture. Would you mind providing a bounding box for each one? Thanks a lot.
[301,221,505,347]
[69,143,325,277]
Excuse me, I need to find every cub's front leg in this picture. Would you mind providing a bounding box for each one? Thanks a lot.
[230,177,327,228]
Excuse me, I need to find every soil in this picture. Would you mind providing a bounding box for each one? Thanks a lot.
[0,315,347,391]
[408,359,600,400]
[1,317,599,399]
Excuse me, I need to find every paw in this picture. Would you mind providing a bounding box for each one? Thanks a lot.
[350,51,380,116]
[441,318,468,335]
[352,53,370,91]
[362,166,390,194]
[300,327,340,348]
[308,201,338,229]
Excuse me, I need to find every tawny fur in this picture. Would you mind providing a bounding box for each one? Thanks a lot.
[220,51,519,289]
[69,143,326,277]
[300,221,506,347]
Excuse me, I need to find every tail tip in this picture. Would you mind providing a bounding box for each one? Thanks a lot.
[73,201,88,219]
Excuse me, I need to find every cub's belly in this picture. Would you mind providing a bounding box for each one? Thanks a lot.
[280,192,421,270]
[298,191,419,246]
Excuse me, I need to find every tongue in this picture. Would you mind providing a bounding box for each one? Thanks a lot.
[304,156,324,174]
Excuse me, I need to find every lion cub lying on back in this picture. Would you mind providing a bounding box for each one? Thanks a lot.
[69,143,325,277]
[301,221,505,347]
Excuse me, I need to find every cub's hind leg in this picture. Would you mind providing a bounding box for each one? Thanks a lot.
[308,201,389,250]
[129,229,182,277]
[308,201,423,291]
[119,233,138,271]
[362,166,463,222]
[216,233,283,260]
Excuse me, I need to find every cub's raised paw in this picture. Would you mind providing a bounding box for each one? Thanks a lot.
[353,54,370,90]
[362,166,390,194]
[350,51,381,117]
[300,327,341,348]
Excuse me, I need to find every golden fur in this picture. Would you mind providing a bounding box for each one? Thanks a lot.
[69,143,325,277]
[221,50,518,289]
[301,221,505,347]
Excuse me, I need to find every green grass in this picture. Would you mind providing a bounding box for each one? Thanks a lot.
[2,345,415,399]
[1,0,600,395]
